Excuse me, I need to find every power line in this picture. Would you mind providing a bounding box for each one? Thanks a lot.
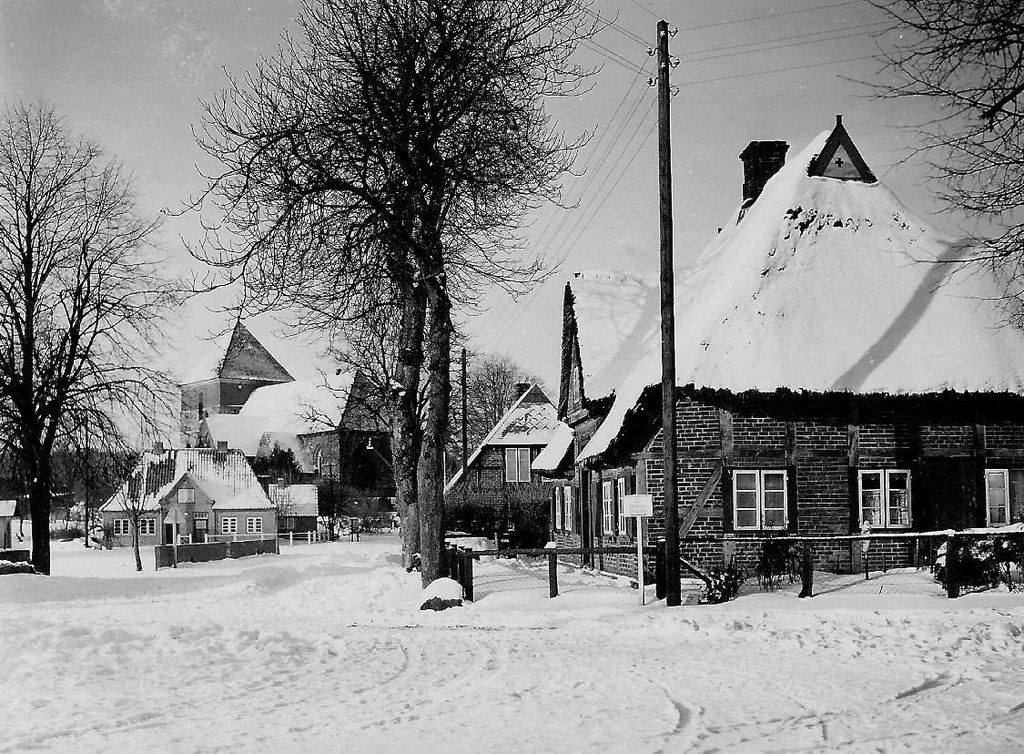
[624,0,661,22]
[681,0,864,32]
[581,39,649,75]
[684,26,888,65]
[581,6,650,48]
[682,53,878,87]
[684,20,887,58]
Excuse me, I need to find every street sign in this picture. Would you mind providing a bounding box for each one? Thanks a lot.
[621,494,653,517]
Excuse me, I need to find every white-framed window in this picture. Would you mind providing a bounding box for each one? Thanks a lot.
[177,487,195,504]
[564,485,574,533]
[113,518,130,536]
[554,486,563,530]
[858,470,911,529]
[733,469,788,530]
[602,480,615,535]
[194,511,209,520]
[985,469,1024,526]
[505,447,532,483]
[246,516,263,534]
[221,517,238,535]
[616,477,631,535]
[139,518,156,536]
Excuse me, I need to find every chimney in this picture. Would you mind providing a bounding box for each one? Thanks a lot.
[216,440,228,456]
[739,140,789,205]
[152,440,164,455]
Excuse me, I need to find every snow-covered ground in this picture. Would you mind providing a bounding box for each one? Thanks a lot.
[2,538,1024,753]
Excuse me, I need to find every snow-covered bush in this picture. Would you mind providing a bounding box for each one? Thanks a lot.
[703,558,745,604]
[935,537,1024,593]
[756,539,798,591]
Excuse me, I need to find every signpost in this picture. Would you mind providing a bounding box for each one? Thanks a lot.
[621,494,654,605]
[164,505,186,567]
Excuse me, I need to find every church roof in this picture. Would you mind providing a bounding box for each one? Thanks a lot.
[579,119,1024,463]
[181,322,294,386]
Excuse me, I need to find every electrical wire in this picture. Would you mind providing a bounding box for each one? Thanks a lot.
[681,54,879,87]
[581,39,649,75]
[682,0,864,33]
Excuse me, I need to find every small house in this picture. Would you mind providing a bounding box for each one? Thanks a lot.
[99,446,276,546]
[268,483,318,533]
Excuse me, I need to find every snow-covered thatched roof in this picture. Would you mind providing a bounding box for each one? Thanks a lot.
[569,270,657,402]
[532,421,574,474]
[579,120,1024,463]
[444,385,559,493]
[100,448,273,513]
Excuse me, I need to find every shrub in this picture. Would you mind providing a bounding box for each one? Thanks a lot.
[0,561,38,576]
[50,525,85,541]
[936,537,1024,592]
[756,539,798,591]
[703,557,745,604]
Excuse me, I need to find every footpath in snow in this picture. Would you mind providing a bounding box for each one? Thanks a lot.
[2,536,1024,753]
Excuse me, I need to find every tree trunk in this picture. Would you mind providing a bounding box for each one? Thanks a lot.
[28,468,51,575]
[131,525,143,571]
[418,276,453,586]
[391,277,426,570]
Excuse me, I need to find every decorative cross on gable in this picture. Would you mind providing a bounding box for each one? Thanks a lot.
[807,115,877,182]
[835,156,844,168]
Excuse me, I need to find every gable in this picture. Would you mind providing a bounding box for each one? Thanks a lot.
[219,322,294,383]
[807,115,876,182]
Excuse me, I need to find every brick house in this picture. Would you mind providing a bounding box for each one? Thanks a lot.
[445,385,561,544]
[99,447,276,546]
[562,116,1024,578]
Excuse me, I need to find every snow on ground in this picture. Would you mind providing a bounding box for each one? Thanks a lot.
[2,538,1024,753]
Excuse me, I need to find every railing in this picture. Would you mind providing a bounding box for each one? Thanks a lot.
[277,531,319,545]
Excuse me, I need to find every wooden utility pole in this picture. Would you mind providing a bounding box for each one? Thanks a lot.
[461,347,468,505]
[657,19,681,607]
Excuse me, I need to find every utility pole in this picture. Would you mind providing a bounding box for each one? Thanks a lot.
[461,347,468,506]
[657,18,681,607]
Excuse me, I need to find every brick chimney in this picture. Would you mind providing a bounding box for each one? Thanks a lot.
[739,140,789,205]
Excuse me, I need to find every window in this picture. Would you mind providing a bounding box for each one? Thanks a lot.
[221,517,237,535]
[985,469,1024,526]
[554,487,563,530]
[113,518,129,536]
[505,448,531,483]
[617,477,635,537]
[247,517,263,534]
[858,470,911,529]
[194,511,209,520]
[564,485,574,532]
[139,518,155,536]
[602,481,615,535]
[177,487,195,504]
[733,470,788,530]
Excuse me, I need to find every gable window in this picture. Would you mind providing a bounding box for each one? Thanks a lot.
[733,470,788,530]
[858,470,911,529]
[554,487,563,530]
[139,519,156,536]
[177,487,195,504]
[985,469,1024,526]
[246,517,263,534]
[564,485,574,533]
[505,448,531,483]
[602,481,615,535]
[113,518,130,536]
[221,517,238,535]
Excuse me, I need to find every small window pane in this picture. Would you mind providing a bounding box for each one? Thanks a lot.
[888,489,910,527]
[1010,470,1024,523]
[988,470,1009,525]
[735,472,758,491]
[505,449,518,482]
[763,506,786,529]
[763,472,785,491]
[518,449,530,482]
[861,472,882,490]
[736,509,757,528]
[861,490,883,526]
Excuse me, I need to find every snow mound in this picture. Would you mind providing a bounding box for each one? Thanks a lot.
[422,577,464,602]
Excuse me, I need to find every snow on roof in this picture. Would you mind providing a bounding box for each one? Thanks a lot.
[579,123,1024,463]
[100,448,272,513]
[444,385,559,493]
[239,375,350,435]
[0,500,17,517]
[570,270,658,401]
[256,431,315,474]
[268,484,318,517]
[202,414,269,457]
[532,422,574,474]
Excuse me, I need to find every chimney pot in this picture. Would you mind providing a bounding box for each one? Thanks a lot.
[216,440,228,453]
[739,140,789,205]
[152,440,164,455]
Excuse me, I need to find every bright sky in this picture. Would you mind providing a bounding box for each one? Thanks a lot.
[0,0,944,389]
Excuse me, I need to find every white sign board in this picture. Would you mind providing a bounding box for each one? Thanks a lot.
[620,494,653,518]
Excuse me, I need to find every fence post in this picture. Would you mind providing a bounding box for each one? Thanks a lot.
[655,540,667,601]
[289,531,294,547]
[548,552,558,598]
[945,534,960,599]
[463,546,474,602]
[798,541,813,598]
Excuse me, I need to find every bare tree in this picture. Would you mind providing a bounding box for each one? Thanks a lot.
[192,0,593,584]
[874,1,1024,291]
[0,103,176,574]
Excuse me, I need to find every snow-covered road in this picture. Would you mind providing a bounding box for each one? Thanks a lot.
[2,538,1023,752]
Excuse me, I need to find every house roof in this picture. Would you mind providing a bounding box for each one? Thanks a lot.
[181,321,294,386]
[202,414,268,457]
[579,119,1024,463]
[268,484,318,517]
[100,448,273,513]
[444,385,559,493]
[239,375,350,435]
[532,421,574,474]
[569,270,657,402]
